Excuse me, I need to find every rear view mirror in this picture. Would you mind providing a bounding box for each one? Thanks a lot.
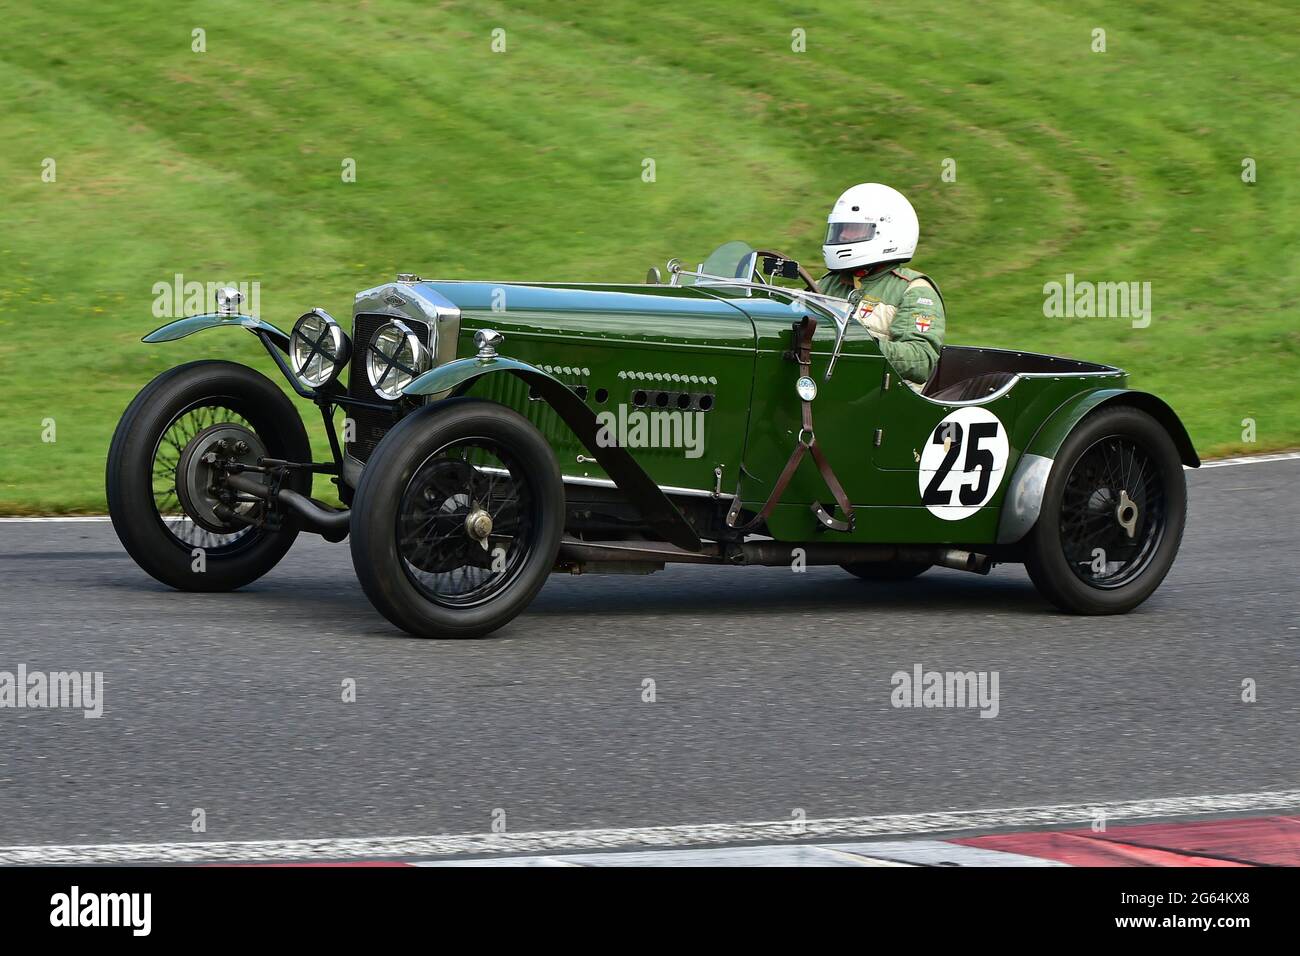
[761,255,802,280]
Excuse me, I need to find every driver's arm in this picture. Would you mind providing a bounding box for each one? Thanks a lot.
[879,278,945,384]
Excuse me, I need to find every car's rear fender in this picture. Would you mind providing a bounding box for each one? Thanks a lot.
[997,389,1198,544]
[405,357,703,552]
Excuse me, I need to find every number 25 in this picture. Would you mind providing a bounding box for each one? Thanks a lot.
[922,421,998,505]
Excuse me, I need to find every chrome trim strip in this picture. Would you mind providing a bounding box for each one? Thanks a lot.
[561,474,727,498]
[916,369,1126,408]
[475,463,727,499]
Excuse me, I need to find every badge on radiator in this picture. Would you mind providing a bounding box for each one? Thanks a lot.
[796,376,817,401]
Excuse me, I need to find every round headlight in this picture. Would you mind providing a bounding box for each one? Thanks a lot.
[289,309,350,389]
[366,320,427,400]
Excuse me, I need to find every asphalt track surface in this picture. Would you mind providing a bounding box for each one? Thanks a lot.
[0,458,1296,850]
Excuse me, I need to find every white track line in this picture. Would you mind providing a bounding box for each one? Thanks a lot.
[427,841,1063,867]
[0,516,112,522]
[1195,450,1300,469]
[1,789,1297,865]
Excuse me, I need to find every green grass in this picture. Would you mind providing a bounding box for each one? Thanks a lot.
[0,0,1295,512]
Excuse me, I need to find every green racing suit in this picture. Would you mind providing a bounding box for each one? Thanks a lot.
[819,264,945,385]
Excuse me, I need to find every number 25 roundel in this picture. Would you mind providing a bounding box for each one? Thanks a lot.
[917,407,1010,520]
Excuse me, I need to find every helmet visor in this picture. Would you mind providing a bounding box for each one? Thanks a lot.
[826,221,877,245]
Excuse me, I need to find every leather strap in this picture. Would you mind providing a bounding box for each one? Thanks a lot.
[726,316,856,534]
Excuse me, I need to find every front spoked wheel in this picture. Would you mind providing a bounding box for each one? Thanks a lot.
[151,402,264,553]
[1024,406,1187,614]
[350,399,565,638]
[398,438,537,608]
[107,361,312,591]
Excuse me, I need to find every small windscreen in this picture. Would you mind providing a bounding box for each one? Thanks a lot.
[682,240,756,286]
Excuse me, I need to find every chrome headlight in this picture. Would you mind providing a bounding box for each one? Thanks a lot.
[366,320,428,400]
[289,309,350,389]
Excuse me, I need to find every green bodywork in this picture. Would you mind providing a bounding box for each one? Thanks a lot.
[406,352,702,552]
[142,267,1197,550]
[402,277,1196,547]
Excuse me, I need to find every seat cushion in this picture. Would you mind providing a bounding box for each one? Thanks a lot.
[926,371,1017,403]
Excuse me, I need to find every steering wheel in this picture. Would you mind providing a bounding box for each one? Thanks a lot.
[753,249,822,295]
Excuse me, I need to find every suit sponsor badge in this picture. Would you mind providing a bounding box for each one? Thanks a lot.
[852,297,878,325]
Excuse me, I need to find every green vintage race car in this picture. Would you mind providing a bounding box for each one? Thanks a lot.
[107,242,1197,637]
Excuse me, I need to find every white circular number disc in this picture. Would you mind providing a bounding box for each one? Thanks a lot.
[917,407,1010,520]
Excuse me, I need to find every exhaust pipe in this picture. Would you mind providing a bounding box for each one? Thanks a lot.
[542,538,996,576]
[934,549,993,575]
[224,473,350,542]
[736,541,993,575]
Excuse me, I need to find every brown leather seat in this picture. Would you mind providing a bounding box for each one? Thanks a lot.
[926,370,1017,403]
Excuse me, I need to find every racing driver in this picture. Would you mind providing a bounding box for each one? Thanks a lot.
[817,183,945,385]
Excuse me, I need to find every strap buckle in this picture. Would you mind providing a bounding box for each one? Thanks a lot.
[812,501,855,532]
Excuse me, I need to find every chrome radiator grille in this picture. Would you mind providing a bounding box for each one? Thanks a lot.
[345,313,430,462]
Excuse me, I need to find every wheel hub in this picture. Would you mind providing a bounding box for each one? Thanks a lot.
[464,508,493,550]
[1115,489,1139,538]
[175,423,268,534]
[1060,436,1167,590]
[396,439,535,607]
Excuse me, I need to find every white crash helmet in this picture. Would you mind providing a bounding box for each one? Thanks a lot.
[822,183,919,271]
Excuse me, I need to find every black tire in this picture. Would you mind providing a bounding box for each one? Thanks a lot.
[1023,405,1186,614]
[106,360,311,591]
[349,398,566,639]
[841,562,931,581]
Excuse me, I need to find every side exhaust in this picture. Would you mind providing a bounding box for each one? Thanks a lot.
[933,549,994,575]
[555,539,995,576]
[738,541,993,574]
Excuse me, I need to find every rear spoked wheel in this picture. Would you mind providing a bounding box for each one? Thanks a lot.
[1058,437,1165,589]
[350,399,565,638]
[1024,406,1186,614]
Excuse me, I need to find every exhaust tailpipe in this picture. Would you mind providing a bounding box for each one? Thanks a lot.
[934,549,993,575]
